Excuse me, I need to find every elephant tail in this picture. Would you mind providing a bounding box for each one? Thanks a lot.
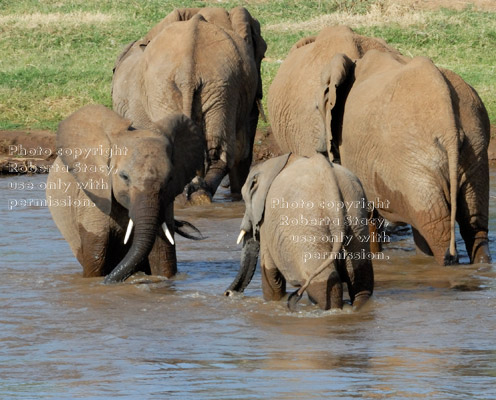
[287,239,343,311]
[179,14,204,119]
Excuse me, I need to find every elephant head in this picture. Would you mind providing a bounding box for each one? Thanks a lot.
[225,154,292,295]
[56,105,204,283]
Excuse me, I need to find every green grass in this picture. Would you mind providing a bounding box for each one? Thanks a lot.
[0,0,494,130]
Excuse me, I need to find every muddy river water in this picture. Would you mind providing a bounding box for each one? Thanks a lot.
[1,171,495,399]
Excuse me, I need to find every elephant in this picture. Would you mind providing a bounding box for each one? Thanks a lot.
[112,7,267,204]
[225,153,374,311]
[267,26,490,266]
[46,104,205,283]
[268,25,400,160]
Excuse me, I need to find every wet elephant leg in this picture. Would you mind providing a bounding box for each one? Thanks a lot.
[457,176,491,264]
[204,159,228,196]
[458,223,490,264]
[75,211,112,277]
[306,270,343,311]
[147,206,177,278]
[417,212,456,265]
[368,209,383,253]
[78,233,108,277]
[261,251,286,301]
[229,112,257,195]
[471,231,491,264]
[336,259,353,302]
[148,235,177,278]
[229,155,252,196]
[188,159,228,205]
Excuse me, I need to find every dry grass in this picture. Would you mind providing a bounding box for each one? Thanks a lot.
[393,0,496,11]
[0,12,117,29]
[265,2,427,31]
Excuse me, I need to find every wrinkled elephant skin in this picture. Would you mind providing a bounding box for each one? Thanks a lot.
[47,105,204,282]
[268,26,490,265]
[112,7,267,202]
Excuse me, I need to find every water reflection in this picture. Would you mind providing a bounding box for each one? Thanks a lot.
[0,173,495,399]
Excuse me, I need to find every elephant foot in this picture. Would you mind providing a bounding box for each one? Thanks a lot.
[287,289,303,311]
[352,291,372,311]
[182,177,213,206]
[472,240,491,264]
[220,175,230,188]
[188,189,212,206]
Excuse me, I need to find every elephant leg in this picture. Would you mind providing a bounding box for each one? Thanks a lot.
[458,223,490,264]
[78,231,109,277]
[412,226,434,256]
[261,251,286,301]
[336,259,353,302]
[204,158,228,197]
[417,212,457,265]
[147,235,177,278]
[229,155,252,195]
[229,113,257,195]
[368,209,383,253]
[186,159,228,205]
[457,177,491,264]
[471,231,491,264]
[306,270,343,311]
[147,205,177,277]
[75,208,114,277]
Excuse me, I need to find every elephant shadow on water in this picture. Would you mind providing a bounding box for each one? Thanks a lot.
[47,105,205,283]
[225,153,374,312]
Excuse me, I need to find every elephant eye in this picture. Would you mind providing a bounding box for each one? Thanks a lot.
[250,175,258,192]
[119,171,130,184]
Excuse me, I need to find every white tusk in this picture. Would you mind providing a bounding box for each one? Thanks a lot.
[124,219,134,244]
[236,230,246,245]
[162,222,175,245]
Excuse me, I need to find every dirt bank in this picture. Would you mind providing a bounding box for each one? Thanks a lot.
[1,126,495,174]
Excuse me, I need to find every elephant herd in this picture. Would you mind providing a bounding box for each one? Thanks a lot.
[46,7,491,311]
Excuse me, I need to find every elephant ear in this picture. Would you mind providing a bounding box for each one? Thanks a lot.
[144,8,203,42]
[154,114,205,199]
[318,53,355,160]
[229,6,267,100]
[113,39,148,74]
[290,35,316,52]
[243,153,291,240]
[56,105,132,214]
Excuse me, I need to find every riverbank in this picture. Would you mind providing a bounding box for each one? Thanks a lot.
[2,126,496,174]
[0,127,283,174]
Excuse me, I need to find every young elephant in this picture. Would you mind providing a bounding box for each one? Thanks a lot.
[46,105,204,283]
[226,153,374,311]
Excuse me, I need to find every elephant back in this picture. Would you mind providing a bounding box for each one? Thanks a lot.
[268,25,400,158]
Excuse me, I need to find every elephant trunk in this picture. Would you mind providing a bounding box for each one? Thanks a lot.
[104,196,160,284]
[224,231,260,296]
